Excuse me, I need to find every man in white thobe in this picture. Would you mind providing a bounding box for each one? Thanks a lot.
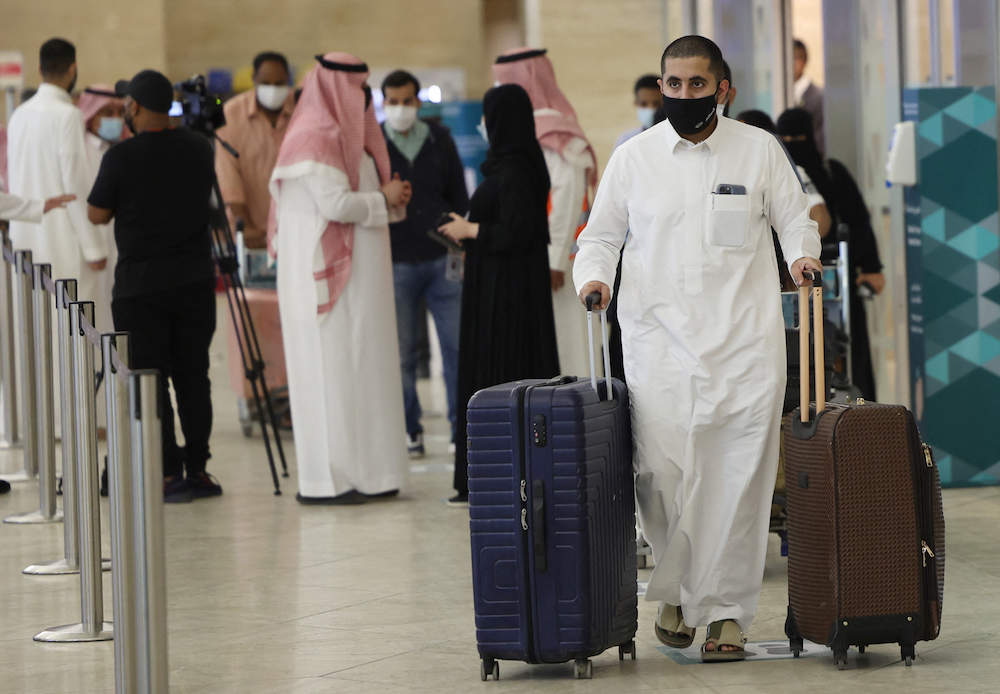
[575,36,822,661]
[270,52,411,505]
[8,39,107,308]
[493,48,598,377]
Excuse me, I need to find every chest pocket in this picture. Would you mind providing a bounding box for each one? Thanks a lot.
[707,193,751,247]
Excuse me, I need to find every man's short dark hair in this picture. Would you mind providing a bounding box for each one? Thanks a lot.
[253,52,289,77]
[634,74,660,94]
[793,39,808,59]
[381,70,421,98]
[660,35,726,85]
[40,38,75,77]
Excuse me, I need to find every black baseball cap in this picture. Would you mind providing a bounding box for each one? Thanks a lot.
[115,70,173,114]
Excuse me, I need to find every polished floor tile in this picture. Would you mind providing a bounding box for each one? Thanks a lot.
[0,299,997,693]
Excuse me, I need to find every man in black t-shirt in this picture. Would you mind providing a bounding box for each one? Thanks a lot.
[88,70,220,503]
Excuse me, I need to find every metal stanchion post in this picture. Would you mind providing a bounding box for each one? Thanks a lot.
[132,370,169,693]
[105,333,137,693]
[5,249,36,482]
[24,280,110,574]
[34,302,113,643]
[0,236,19,448]
[5,264,61,524]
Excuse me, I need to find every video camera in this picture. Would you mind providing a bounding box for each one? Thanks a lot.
[173,75,226,135]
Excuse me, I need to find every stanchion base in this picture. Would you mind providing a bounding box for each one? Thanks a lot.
[4,509,63,524]
[3,470,37,483]
[34,622,114,643]
[22,557,110,575]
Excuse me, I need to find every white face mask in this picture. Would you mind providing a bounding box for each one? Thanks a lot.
[256,84,290,111]
[477,118,489,144]
[636,107,656,129]
[384,104,419,133]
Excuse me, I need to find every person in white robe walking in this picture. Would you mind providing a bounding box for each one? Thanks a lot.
[574,36,822,662]
[493,48,598,378]
[270,52,412,505]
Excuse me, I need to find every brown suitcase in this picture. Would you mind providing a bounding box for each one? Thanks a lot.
[782,272,945,669]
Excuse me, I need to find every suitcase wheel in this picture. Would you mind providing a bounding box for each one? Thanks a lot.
[858,645,866,654]
[901,643,915,666]
[480,659,499,681]
[834,650,848,670]
[905,656,913,667]
[789,635,803,658]
[618,641,636,660]
[574,658,593,679]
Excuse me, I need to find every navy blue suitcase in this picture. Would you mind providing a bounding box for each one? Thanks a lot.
[468,303,638,681]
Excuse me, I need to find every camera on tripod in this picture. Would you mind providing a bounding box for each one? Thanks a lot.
[173,75,226,135]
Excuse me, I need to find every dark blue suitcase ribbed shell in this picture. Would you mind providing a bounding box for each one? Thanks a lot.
[468,376,638,676]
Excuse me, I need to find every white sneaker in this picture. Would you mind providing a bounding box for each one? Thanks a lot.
[407,433,425,459]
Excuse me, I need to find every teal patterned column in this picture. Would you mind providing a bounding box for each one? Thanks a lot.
[905,87,1000,487]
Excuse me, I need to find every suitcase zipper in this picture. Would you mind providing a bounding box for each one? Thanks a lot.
[921,540,935,568]
[517,385,537,662]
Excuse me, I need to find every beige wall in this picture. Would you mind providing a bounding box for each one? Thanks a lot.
[0,0,167,115]
[165,0,486,95]
[536,0,667,175]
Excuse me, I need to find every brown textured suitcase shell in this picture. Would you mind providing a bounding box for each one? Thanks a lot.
[782,277,944,668]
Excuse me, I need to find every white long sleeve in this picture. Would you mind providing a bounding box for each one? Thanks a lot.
[304,162,388,230]
[766,138,822,266]
[573,147,629,298]
[0,191,43,223]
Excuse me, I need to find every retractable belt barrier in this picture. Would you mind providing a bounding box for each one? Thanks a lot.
[0,240,170,693]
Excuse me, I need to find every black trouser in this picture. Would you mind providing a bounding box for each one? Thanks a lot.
[112,279,216,479]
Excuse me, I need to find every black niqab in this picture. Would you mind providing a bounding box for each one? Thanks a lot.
[777,108,834,212]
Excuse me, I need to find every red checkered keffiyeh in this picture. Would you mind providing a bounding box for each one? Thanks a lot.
[493,48,597,186]
[268,52,390,315]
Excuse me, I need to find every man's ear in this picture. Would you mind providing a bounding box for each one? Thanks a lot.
[717,78,730,104]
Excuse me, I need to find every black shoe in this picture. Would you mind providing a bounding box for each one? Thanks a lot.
[186,471,223,499]
[0,479,10,494]
[295,490,366,505]
[164,477,193,503]
[446,492,469,507]
[364,489,399,499]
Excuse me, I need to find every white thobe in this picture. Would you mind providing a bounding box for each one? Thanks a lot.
[539,123,598,378]
[83,133,117,334]
[7,84,108,301]
[273,155,409,498]
[573,116,821,631]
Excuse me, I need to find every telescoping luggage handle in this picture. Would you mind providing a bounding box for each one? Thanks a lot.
[798,270,825,422]
[585,292,614,401]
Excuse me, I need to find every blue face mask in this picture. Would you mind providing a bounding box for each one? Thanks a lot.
[97,117,124,143]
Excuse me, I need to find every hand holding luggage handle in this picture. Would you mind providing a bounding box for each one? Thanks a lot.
[798,271,825,422]
[585,292,614,401]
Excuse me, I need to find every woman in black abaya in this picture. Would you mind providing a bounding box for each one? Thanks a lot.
[439,84,560,505]
[777,107,884,401]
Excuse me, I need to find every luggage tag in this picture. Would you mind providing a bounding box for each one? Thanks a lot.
[446,248,463,282]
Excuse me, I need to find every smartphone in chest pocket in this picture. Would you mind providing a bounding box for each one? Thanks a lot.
[708,184,750,247]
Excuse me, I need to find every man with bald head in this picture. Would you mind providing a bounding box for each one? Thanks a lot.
[574,36,822,661]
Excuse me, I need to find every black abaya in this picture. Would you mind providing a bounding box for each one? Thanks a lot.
[452,85,559,495]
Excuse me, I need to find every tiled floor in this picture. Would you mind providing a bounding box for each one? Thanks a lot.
[1,300,998,693]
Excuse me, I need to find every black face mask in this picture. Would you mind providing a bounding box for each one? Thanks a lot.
[363,85,372,110]
[660,91,719,135]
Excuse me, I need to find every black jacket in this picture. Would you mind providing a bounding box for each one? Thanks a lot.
[383,120,469,263]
